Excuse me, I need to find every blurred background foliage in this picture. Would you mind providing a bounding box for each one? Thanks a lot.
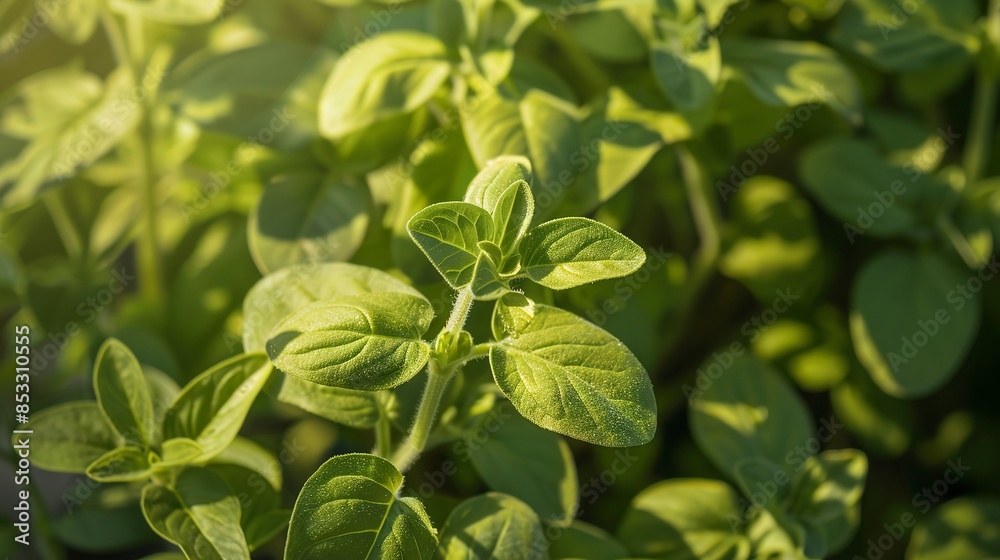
[1,0,1000,558]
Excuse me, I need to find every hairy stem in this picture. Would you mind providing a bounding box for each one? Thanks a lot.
[444,288,475,338]
[965,0,1000,186]
[390,360,456,472]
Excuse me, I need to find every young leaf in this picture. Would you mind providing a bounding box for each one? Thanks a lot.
[437,493,547,559]
[94,338,155,447]
[850,249,980,398]
[86,446,153,483]
[519,217,646,289]
[248,172,370,275]
[469,404,579,527]
[463,156,534,211]
[688,355,815,481]
[284,453,437,559]
[141,468,250,560]
[617,479,751,560]
[276,374,381,429]
[492,181,534,255]
[242,261,425,353]
[469,249,509,300]
[319,32,452,138]
[407,201,496,288]
[159,438,204,467]
[489,295,657,446]
[162,353,272,459]
[15,402,120,473]
[267,292,434,390]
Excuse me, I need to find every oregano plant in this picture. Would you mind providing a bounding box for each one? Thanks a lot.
[260,158,656,556]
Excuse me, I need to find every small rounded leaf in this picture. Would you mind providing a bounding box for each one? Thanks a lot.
[437,493,547,560]
[407,201,496,289]
[519,217,646,290]
[267,292,434,391]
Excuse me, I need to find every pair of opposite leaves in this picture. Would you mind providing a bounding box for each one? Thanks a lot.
[266,156,658,448]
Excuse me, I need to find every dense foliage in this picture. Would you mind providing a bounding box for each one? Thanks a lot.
[2,0,1000,558]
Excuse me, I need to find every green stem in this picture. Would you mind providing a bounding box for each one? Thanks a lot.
[100,11,131,71]
[43,193,82,260]
[662,146,722,362]
[137,118,164,302]
[936,214,982,269]
[964,0,1000,186]
[390,360,457,472]
[445,288,475,338]
[375,412,393,459]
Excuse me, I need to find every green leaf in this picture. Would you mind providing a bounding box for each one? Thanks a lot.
[437,493,547,559]
[267,292,434,390]
[469,248,510,300]
[407,201,496,288]
[549,520,630,560]
[463,155,534,212]
[719,176,823,305]
[248,172,370,275]
[145,366,182,445]
[207,464,290,551]
[0,65,141,209]
[617,478,751,560]
[15,402,120,473]
[469,403,579,526]
[798,137,945,239]
[141,468,250,560]
[162,353,273,459]
[850,249,980,397]
[491,181,534,256]
[109,0,224,24]
[519,217,646,290]
[319,31,452,138]
[85,446,153,483]
[787,449,868,557]
[242,261,425,353]
[94,338,155,447]
[159,437,204,467]
[721,38,862,124]
[688,355,815,480]
[210,436,283,490]
[277,374,381,428]
[490,295,657,446]
[284,453,437,559]
[831,0,978,72]
[907,497,1000,560]
[651,16,721,110]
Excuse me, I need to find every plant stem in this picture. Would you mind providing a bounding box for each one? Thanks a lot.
[390,359,457,472]
[444,288,475,338]
[964,0,1000,186]
[100,11,131,72]
[662,146,722,361]
[391,288,475,472]
[137,119,165,302]
[936,214,982,269]
[43,193,82,260]
[374,412,393,459]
